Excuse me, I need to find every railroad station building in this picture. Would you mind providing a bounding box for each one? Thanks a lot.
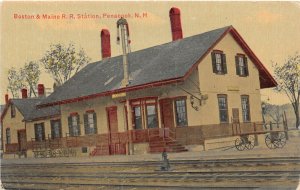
[1,7,277,159]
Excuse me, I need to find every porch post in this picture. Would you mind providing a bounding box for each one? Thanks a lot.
[126,98,134,155]
[253,123,258,146]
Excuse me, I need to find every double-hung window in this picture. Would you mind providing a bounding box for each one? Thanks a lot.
[174,98,188,127]
[34,123,45,141]
[241,95,251,122]
[6,128,11,144]
[50,119,62,139]
[84,111,97,135]
[235,54,249,76]
[217,95,228,123]
[146,105,158,129]
[211,51,227,74]
[133,106,143,130]
[68,113,81,137]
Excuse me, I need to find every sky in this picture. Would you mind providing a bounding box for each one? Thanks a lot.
[1,1,300,105]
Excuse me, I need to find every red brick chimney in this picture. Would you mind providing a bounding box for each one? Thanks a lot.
[5,94,9,104]
[38,84,45,97]
[21,88,27,99]
[101,29,111,59]
[169,7,183,41]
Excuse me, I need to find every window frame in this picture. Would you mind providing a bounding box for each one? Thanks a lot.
[241,95,251,122]
[174,97,188,127]
[211,50,227,75]
[130,97,158,130]
[235,54,249,77]
[145,103,159,129]
[84,111,97,135]
[132,105,143,130]
[11,104,16,118]
[68,113,81,137]
[50,119,62,139]
[34,122,45,142]
[6,128,11,144]
[217,94,229,123]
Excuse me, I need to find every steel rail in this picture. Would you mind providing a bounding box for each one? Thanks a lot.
[2,172,300,180]
[2,157,300,168]
[2,181,261,190]
[2,170,300,177]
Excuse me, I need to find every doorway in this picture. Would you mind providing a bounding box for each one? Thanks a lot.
[17,129,27,152]
[160,98,175,128]
[106,106,125,155]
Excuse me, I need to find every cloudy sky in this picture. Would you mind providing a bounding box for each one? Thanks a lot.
[1,1,300,105]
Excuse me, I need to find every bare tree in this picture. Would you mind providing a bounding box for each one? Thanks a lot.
[7,62,40,98]
[273,52,300,129]
[40,43,91,86]
[7,67,26,98]
[263,102,282,124]
[20,61,40,97]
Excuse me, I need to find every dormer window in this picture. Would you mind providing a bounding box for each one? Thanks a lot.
[211,51,227,74]
[235,54,249,77]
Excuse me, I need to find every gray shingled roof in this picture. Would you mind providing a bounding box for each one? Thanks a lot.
[40,26,230,106]
[11,98,60,121]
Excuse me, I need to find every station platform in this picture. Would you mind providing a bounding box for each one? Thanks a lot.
[2,130,300,165]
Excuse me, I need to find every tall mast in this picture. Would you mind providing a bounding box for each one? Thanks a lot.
[117,17,131,87]
[117,17,133,155]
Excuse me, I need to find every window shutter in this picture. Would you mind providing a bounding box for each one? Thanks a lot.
[50,120,54,139]
[93,112,98,134]
[68,116,73,137]
[244,57,249,76]
[34,124,38,141]
[84,113,88,135]
[235,56,240,75]
[211,52,217,73]
[41,123,45,140]
[77,115,81,136]
[59,120,62,138]
[221,53,227,74]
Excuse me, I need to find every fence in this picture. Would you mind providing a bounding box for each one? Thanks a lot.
[24,118,290,154]
[5,143,19,153]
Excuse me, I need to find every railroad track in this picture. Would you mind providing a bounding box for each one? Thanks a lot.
[2,157,300,168]
[1,157,300,189]
[2,170,300,177]
[2,181,262,190]
[2,171,299,190]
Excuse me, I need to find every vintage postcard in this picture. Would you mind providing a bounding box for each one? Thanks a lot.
[0,1,300,189]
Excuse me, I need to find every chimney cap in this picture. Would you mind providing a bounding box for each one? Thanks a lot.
[38,83,45,97]
[101,29,110,35]
[38,83,44,88]
[169,7,181,15]
[117,17,128,27]
[21,88,28,99]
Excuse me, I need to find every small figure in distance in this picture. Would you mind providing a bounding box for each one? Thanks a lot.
[160,148,170,171]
